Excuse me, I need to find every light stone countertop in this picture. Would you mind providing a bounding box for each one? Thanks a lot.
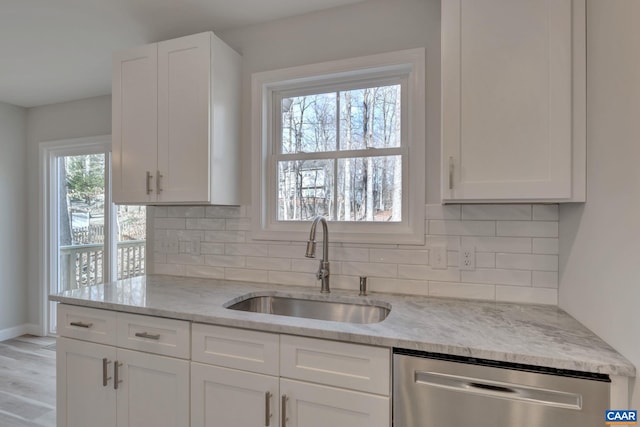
[50,274,635,377]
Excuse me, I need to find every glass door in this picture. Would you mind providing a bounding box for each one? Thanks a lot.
[44,138,146,334]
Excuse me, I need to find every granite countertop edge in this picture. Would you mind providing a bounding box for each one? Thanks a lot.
[49,275,636,378]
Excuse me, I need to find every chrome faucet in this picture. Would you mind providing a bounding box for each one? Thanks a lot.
[305,216,330,293]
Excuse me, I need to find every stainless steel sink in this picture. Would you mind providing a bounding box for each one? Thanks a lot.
[226,294,390,324]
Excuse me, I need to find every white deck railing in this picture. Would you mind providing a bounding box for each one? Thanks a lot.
[59,240,145,290]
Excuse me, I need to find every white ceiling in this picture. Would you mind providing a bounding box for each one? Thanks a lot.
[0,0,365,108]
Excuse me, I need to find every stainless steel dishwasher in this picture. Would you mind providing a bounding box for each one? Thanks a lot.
[394,349,610,427]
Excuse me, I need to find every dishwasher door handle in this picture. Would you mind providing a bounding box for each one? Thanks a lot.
[414,371,582,410]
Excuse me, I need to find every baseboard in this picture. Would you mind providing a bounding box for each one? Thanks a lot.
[0,323,44,341]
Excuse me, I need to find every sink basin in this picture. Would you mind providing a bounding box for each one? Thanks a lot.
[226,294,390,324]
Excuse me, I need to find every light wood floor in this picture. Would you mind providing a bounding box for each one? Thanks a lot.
[0,335,56,427]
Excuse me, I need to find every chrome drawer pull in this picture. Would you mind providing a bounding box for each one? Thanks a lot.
[114,361,123,390]
[102,358,112,387]
[265,391,272,426]
[134,332,161,340]
[70,321,93,328]
[281,395,288,427]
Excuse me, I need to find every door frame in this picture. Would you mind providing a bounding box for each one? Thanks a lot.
[39,135,114,335]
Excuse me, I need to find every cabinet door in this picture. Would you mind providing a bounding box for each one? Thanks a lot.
[112,43,158,203]
[280,379,389,427]
[191,363,279,427]
[57,337,117,427]
[157,32,211,203]
[116,348,189,427]
[442,0,582,202]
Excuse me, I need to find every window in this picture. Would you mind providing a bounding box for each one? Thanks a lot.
[252,49,425,244]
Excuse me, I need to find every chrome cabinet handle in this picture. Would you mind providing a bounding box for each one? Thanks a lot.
[102,358,112,387]
[281,395,287,427]
[134,332,161,340]
[70,321,92,328]
[265,391,272,426]
[146,171,153,195]
[448,156,454,190]
[114,361,123,390]
[156,170,163,194]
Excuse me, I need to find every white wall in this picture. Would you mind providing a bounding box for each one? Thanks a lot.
[25,95,111,328]
[0,102,28,337]
[559,0,640,407]
[219,0,441,204]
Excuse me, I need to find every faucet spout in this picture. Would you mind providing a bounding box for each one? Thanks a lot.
[305,216,330,293]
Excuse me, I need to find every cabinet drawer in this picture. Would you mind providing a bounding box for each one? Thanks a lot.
[117,313,190,359]
[192,324,279,375]
[57,305,116,345]
[280,335,390,395]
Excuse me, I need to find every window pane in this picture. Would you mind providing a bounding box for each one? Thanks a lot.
[116,205,146,280]
[281,92,337,154]
[337,155,401,222]
[339,85,401,151]
[58,154,106,290]
[278,160,334,220]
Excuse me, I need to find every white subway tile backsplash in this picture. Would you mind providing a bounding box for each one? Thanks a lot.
[370,248,428,265]
[225,268,268,283]
[185,265,225,279]
[200,243,225,255]
[532,271,559,288]
[153,206,168,218]
[461,236,531,253]
[429,282,495,301]
[495,286,557,305]
[476,252,496,268]
[268,244,307,258]
[462,204,531,221]
[168,206,205,218]
[497,221,558,238]
[368,277,429,296]
[205,255,246,268]
[532,238,559,255]
[225,243,269,257]
[461,269,531,286]
[186,218,225,230]
[398,264,460,282]
[245,256,292,271]
[268,271,317,286]
[426,204,461,220]
[226,218,251,231]
[495,254,558,272]
[205,206,244,218]
[532,204,559,221]
[330,247,370,262]
[155,218,186,229]
[429,220,496,236]
[152,203,560,305]
[166,253,205,265]
[204,230,246,243]
[340,261,398,278]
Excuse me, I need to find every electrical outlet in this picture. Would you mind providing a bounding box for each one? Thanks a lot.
[459,246,475,270]
[431,246,448,269]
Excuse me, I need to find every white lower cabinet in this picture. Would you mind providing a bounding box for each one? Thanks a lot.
[191,324,391,427]
[191,363,279,427]
[116,348,190,427]
[57,338,117,427]
[56,306,190,427]
[281,379,389,427]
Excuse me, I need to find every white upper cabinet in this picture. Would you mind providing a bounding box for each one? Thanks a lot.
[441,0,586,203]
[112,32,241,205]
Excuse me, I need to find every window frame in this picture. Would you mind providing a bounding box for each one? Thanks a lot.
[251,49,425,244]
